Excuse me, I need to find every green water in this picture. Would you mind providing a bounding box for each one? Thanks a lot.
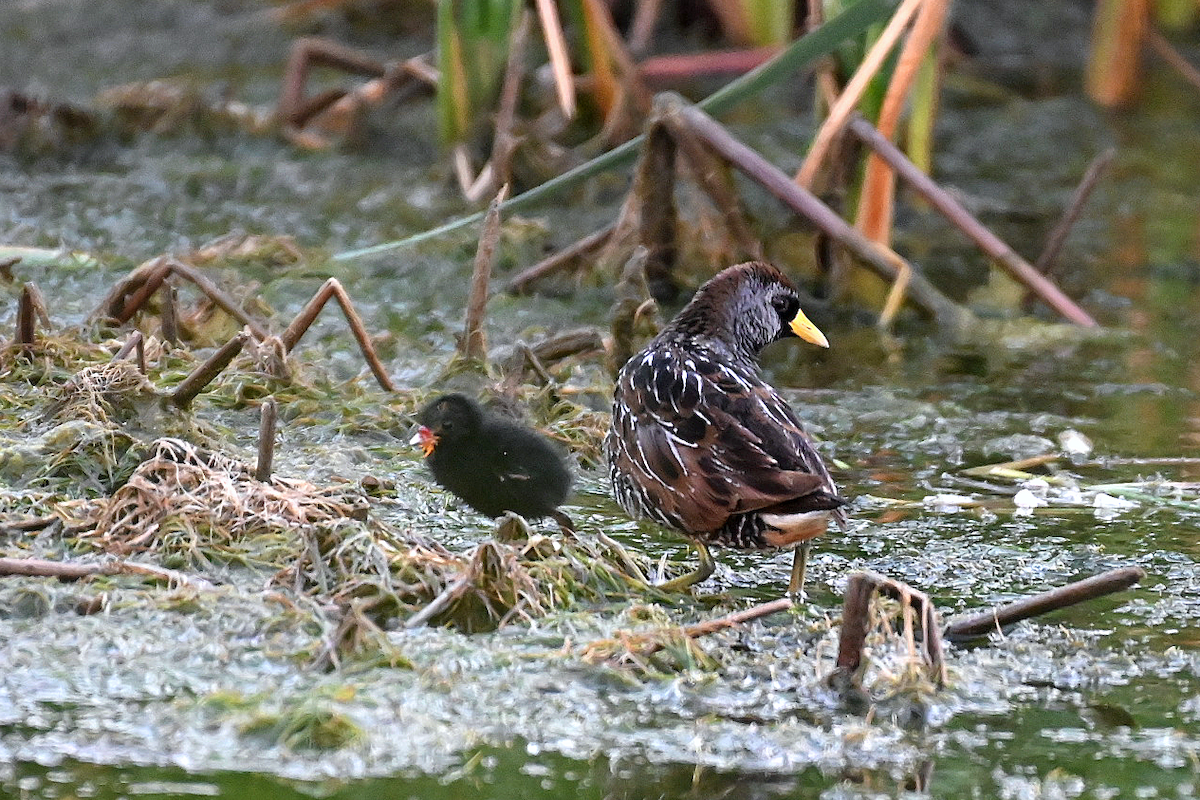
[3,0,1200,798]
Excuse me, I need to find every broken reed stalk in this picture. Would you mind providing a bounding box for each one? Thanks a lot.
[404,575,469,629]
[474,7,532,199]
[278,278,396,391]
[633,121,679,298]
[171,331,250,409]
[832,570,946,687]
[524,328,606,364]
[943,566,1146,642]
[0,555,214,590]
[680,597,793,639]
[535,0,577,120]
[280,37,386,124]
[1033,148,1116,275]
[461,184,509,362]
[506,223,615,294]
[845,115,1100,327]
[627,0,663,55]
[855,0,952,242]
[16,282,38,353]
[661,95,972,332]
[161,284,179,344]
[0,517,59,534]
[673,130,762,260]
[256,397,278,482]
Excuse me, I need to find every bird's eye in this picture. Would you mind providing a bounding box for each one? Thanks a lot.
[772,295,796,318]
[442,421,454,430]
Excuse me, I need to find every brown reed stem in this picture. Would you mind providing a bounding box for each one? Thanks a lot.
[256,397,278,482]
[1033,148,1116,276]
[113,258,170,325]
[832,570,946,688]
[160,283,179,345]
[506,223,615,294]
[171,331,249,409]
[462,185,509,362]
[279,278,395,391]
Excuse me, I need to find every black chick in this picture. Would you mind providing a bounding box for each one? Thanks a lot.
[412,393,573,530]
[606,261,845,592]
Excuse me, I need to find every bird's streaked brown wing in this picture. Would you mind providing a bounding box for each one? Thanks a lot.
[611,344,837,534]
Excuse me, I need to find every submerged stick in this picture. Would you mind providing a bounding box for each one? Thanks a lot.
[664,96,972,332]
[943,566,1146,642]
[462,185,508,362]
[0,556,215,590]
[1034,148,1116,276]
[279,278,395,391]
[171,331,250,409]
[256,397,278,482]
[961,453,1060,478]
[846,115,1099,328]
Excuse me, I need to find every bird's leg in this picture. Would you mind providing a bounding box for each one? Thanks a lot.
[788,542,811,597]
[657,540,716,592]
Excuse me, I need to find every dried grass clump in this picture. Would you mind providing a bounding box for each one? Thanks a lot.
[281,518,459,616]
[440,532,656,633]
[580,626,721,676]
[300,522,655,636]
[8,361,158,494]
[40,360,155,424]
[87,437,368,566]
[852,596,945,722]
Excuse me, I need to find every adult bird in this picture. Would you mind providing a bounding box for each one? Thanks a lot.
[606,261,845,592]
[412,393,574,531]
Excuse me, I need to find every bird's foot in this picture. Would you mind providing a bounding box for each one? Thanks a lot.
[654,541,716,592]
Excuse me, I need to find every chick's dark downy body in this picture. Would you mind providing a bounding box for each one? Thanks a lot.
[606,261,845,590]
[415,393,571,521]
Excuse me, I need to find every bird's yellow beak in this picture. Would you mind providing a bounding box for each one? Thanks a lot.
[789,309,829,348]
[409,425,438,458]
